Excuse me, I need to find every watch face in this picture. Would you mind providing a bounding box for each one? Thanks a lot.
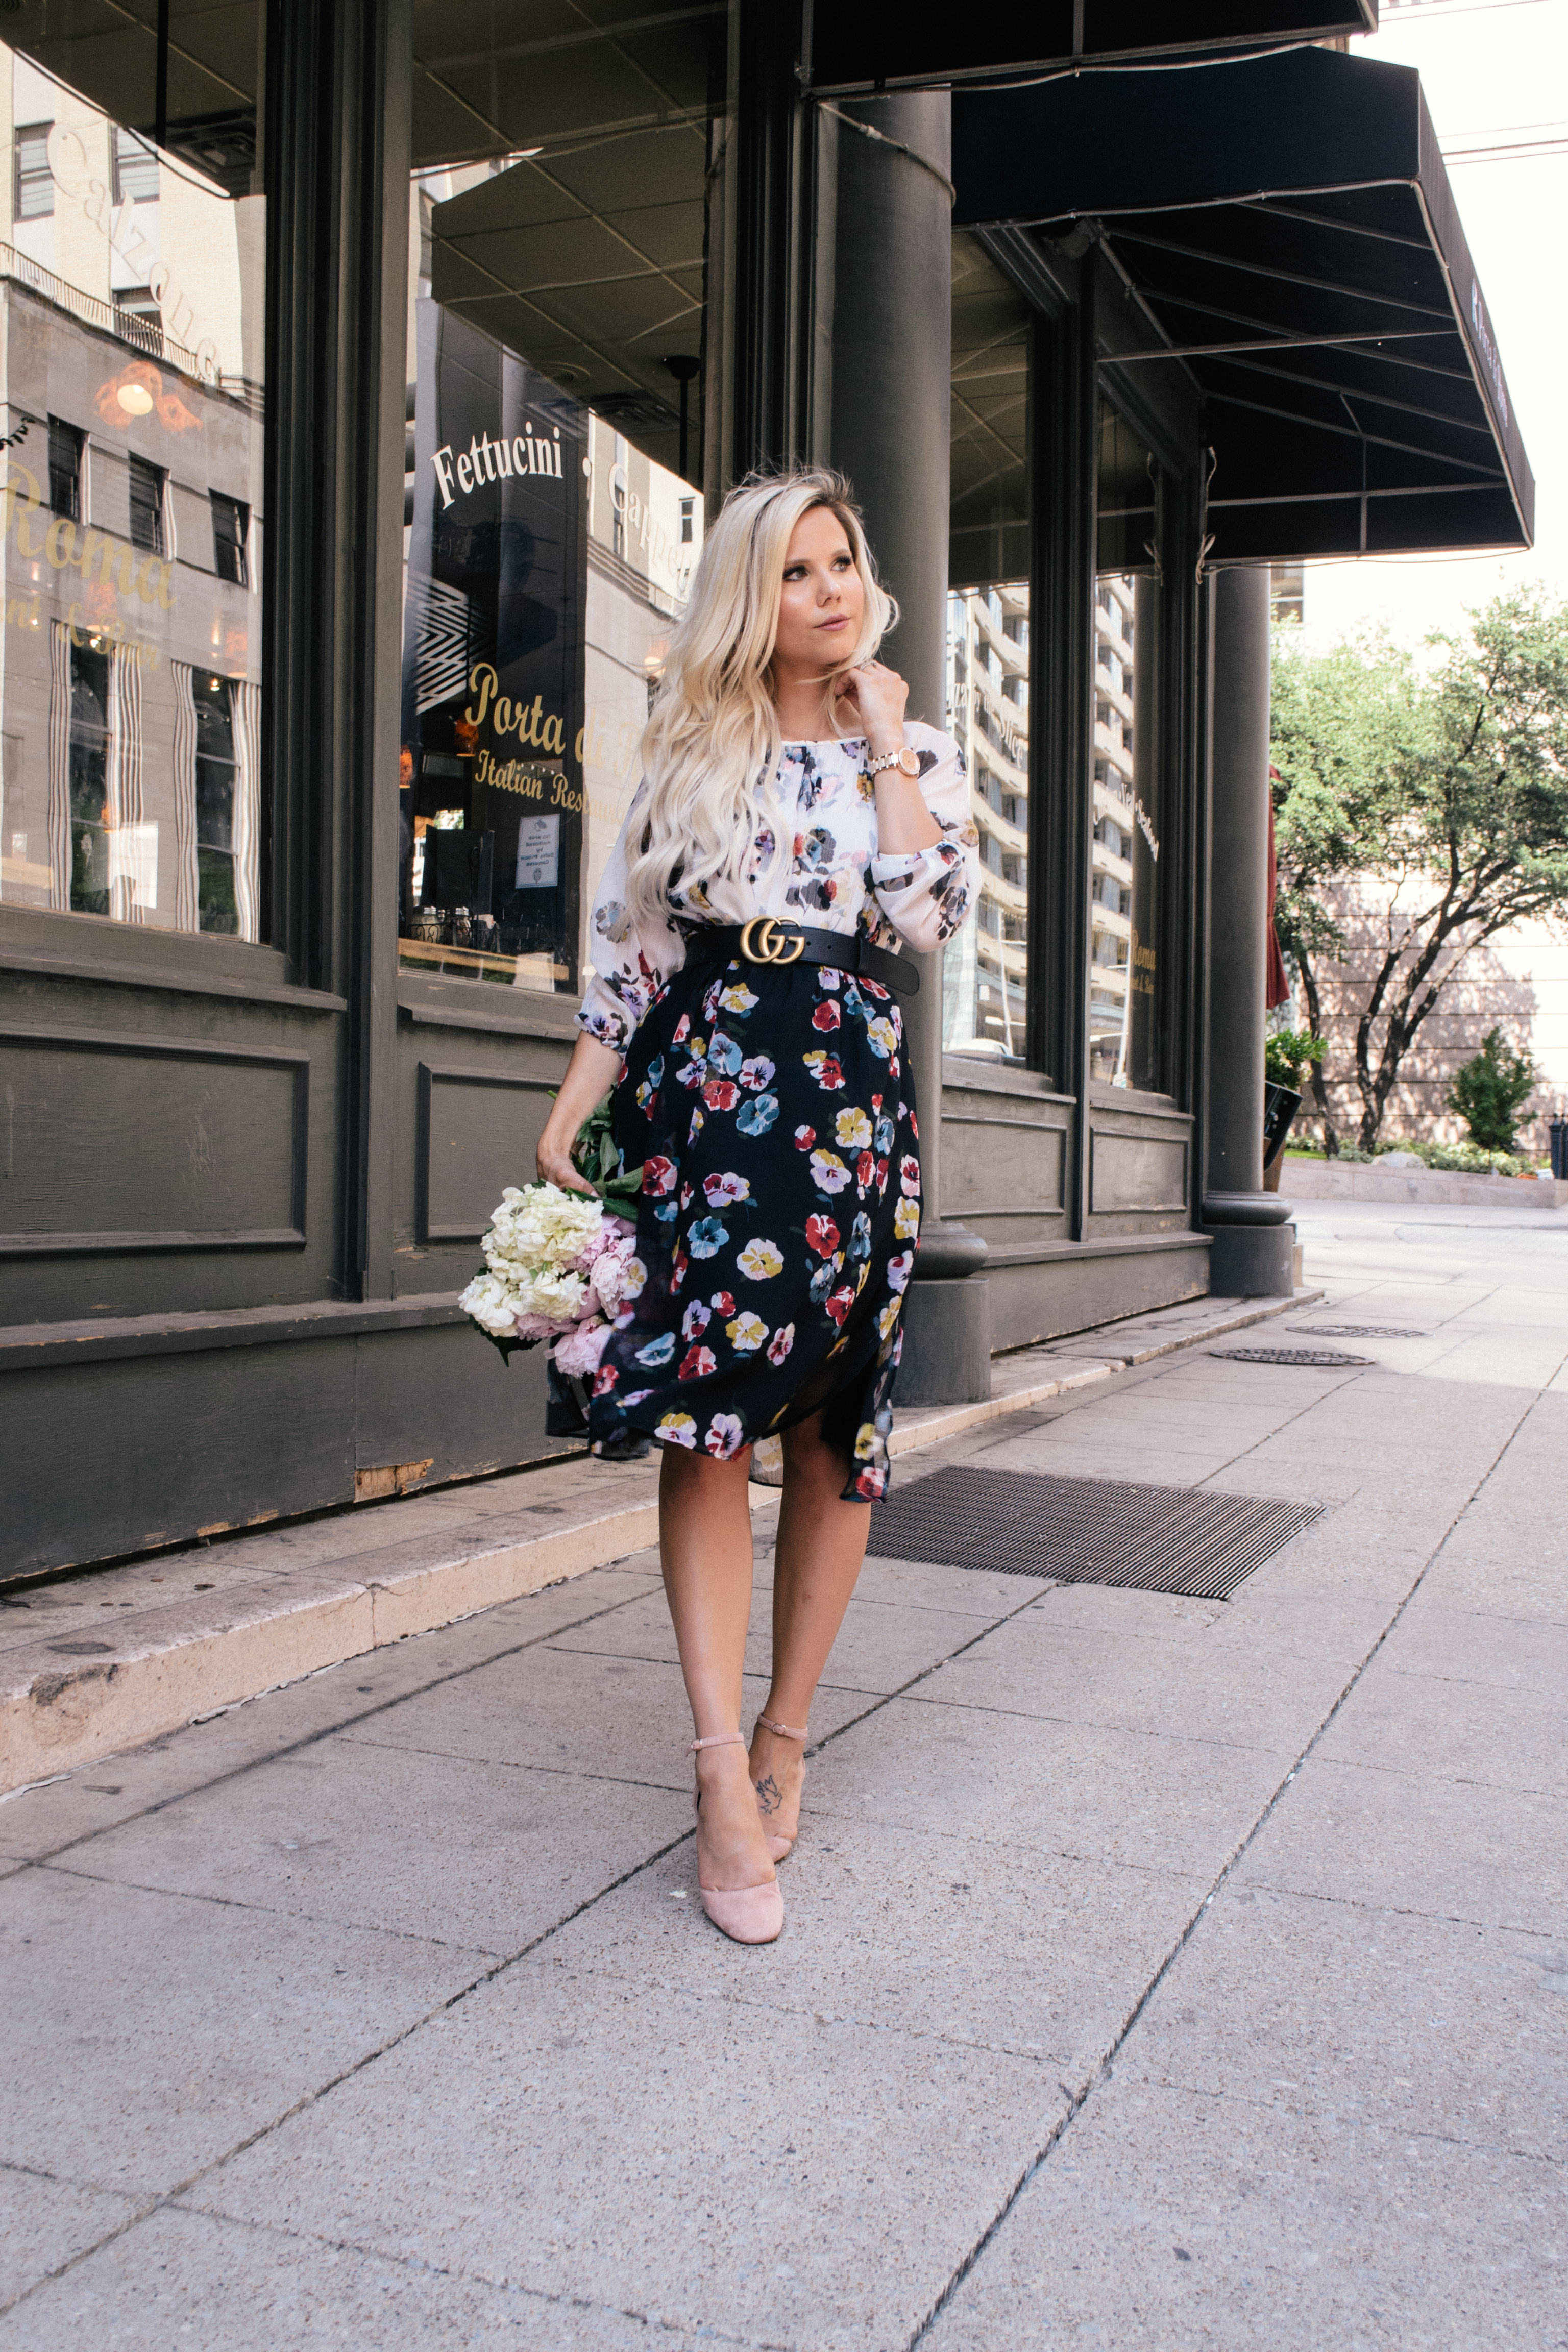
[897,746,920,777]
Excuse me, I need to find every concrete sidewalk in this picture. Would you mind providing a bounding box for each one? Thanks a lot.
[0,1289,1318,1796]
[1,1201,1564,2348]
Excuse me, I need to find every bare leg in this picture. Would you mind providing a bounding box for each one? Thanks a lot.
[658,1442,776,1895]
[749,1406,872,1842]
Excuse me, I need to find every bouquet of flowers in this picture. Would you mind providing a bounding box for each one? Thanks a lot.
[459,1096,642,1381]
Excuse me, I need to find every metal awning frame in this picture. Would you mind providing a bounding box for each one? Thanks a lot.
[953,51,1535,560]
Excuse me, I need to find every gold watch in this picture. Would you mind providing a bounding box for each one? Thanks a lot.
[867,745,921,778]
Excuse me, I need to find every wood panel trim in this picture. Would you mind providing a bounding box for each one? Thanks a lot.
[960,1205,1068,1220]
[0,948,347,1014]
[416,1061,557,1243]
[0,1291,468,1372]
[1088,1126,1189,1216]
[944,1112,1069,1133]
[1088,1097,1194,1129]
[0,1025,310,1256]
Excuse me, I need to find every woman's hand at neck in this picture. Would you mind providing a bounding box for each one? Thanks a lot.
[768,502,939,853]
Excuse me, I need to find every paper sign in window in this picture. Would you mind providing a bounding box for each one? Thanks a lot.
[516,812,560,891]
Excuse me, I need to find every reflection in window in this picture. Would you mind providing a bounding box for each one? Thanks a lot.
[48,418,82,519]
[129,454,165,553]
[1092,407,1164,1091]
[945,584,1030,1058]
[112,127,160,206]
[192,673,239,934]
[398,3,727,991]
[14,122,52,220]
[68,641,111,916]
[945,233,1031,1061]
[0,21,267,941]
[210,493,249,586]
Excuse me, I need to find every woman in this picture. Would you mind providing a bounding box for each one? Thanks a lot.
[537,469,977,1944]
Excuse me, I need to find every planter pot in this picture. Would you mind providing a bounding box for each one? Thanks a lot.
[1263,1080,1302,1165]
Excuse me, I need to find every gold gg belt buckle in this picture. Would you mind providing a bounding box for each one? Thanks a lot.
[738,916,806,966]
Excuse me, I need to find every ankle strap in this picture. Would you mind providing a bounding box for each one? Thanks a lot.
[689,1731,748,1752]
[755,1714,809,1742]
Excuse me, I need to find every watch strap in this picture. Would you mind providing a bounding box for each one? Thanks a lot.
[867,745,920,778]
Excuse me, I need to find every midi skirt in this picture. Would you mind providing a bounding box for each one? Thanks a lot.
[585,949,920,1500]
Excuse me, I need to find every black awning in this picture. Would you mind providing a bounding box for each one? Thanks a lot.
[952,47,1534,561]
[810,4,1377,96]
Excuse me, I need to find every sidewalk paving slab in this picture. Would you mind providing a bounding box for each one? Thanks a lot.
[1,1205,1563,2347]
[0,1288,1320,1798]
[920,2080,1566,2352]
[181,1958,1066,2352]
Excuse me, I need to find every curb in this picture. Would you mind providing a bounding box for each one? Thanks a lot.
[0,1287,1319,1797]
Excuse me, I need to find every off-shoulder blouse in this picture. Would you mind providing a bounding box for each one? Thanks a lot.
[577,722,979,1054]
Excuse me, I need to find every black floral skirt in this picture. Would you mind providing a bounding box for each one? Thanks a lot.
[586,949,920,1500]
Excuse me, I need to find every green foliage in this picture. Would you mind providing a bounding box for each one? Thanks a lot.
[570,1093,644,1204]
[1398,1135,1531,1175]
[1271,592,1568,1150]
[1286,1134,1532,1173]
[1264,1028,1325,1089]
[1445,1027,1539,1154]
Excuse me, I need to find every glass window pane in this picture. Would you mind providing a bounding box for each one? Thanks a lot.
[128,453,165,552]
[14,124,53,220]
[945,233,1031,1063]
[399,4,727,991]
[1091,403,1165,1093]
[0,12,267,943]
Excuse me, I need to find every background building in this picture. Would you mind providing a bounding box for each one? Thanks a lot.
[0,2,1534,1578]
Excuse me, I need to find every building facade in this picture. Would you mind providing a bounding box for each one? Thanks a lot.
[0,3,1532,1578]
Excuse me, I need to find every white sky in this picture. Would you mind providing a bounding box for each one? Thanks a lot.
[1302,0,1568,647]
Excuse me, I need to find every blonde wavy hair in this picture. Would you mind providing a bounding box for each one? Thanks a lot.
[622,468,895,929]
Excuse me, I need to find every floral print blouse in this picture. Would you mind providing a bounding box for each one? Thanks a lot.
[578,722,979,1053]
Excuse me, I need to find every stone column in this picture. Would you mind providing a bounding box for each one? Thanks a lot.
[826,93,990,1401]
[1203,567,1295,1295]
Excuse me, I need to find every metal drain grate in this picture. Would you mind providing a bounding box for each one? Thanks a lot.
[867,1466,1321,1601]
[1291,1324,1429,1339]
[1209,1345,1372,1366]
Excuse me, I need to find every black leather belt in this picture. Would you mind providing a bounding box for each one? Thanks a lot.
[682,917,919,997]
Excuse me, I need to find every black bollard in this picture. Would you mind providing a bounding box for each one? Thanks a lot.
[1551,1115,1568,1181]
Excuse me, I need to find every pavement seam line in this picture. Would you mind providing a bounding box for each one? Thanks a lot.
[5,1574,683,1870]
[0,1815,704,2325]
[157,2201,796,2352]
[901,1356,1556,2351]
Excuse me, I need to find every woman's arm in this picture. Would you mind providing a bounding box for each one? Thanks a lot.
[833,659,941,853]
[536,1033,626,1195]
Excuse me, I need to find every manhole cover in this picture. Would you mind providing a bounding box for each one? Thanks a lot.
[868,1466,1321,1601]
[1210,1346,1372,1366]
[1291,1324,1429,1339]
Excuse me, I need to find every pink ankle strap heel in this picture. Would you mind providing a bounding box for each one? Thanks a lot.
[751,1714,810,1864]
[689,1731,783,1945]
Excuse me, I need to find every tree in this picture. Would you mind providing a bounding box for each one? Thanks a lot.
[1270,591,1568,1152]
[1447,1027,1538,1153]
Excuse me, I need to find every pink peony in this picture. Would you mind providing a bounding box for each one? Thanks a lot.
[553,1316,612,1378]
[512,1311,565,1342]
[577,1217,639,1319]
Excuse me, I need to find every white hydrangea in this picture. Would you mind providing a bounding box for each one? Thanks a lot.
[463,1181,608,1345]
[459,1268,520,1336]
[486,1183,604,1272]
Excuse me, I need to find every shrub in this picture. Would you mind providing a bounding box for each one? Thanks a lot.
[1446,1029,1539,1154]
[1265,1028,1326,1090]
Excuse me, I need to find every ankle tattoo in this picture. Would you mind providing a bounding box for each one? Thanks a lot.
[754,1772,782,1817]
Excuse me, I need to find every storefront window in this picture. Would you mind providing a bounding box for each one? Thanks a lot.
[399,6,725,995]
[1091,402,1164,1090]
[945,233,1031,1060]
[0,12,267,940]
